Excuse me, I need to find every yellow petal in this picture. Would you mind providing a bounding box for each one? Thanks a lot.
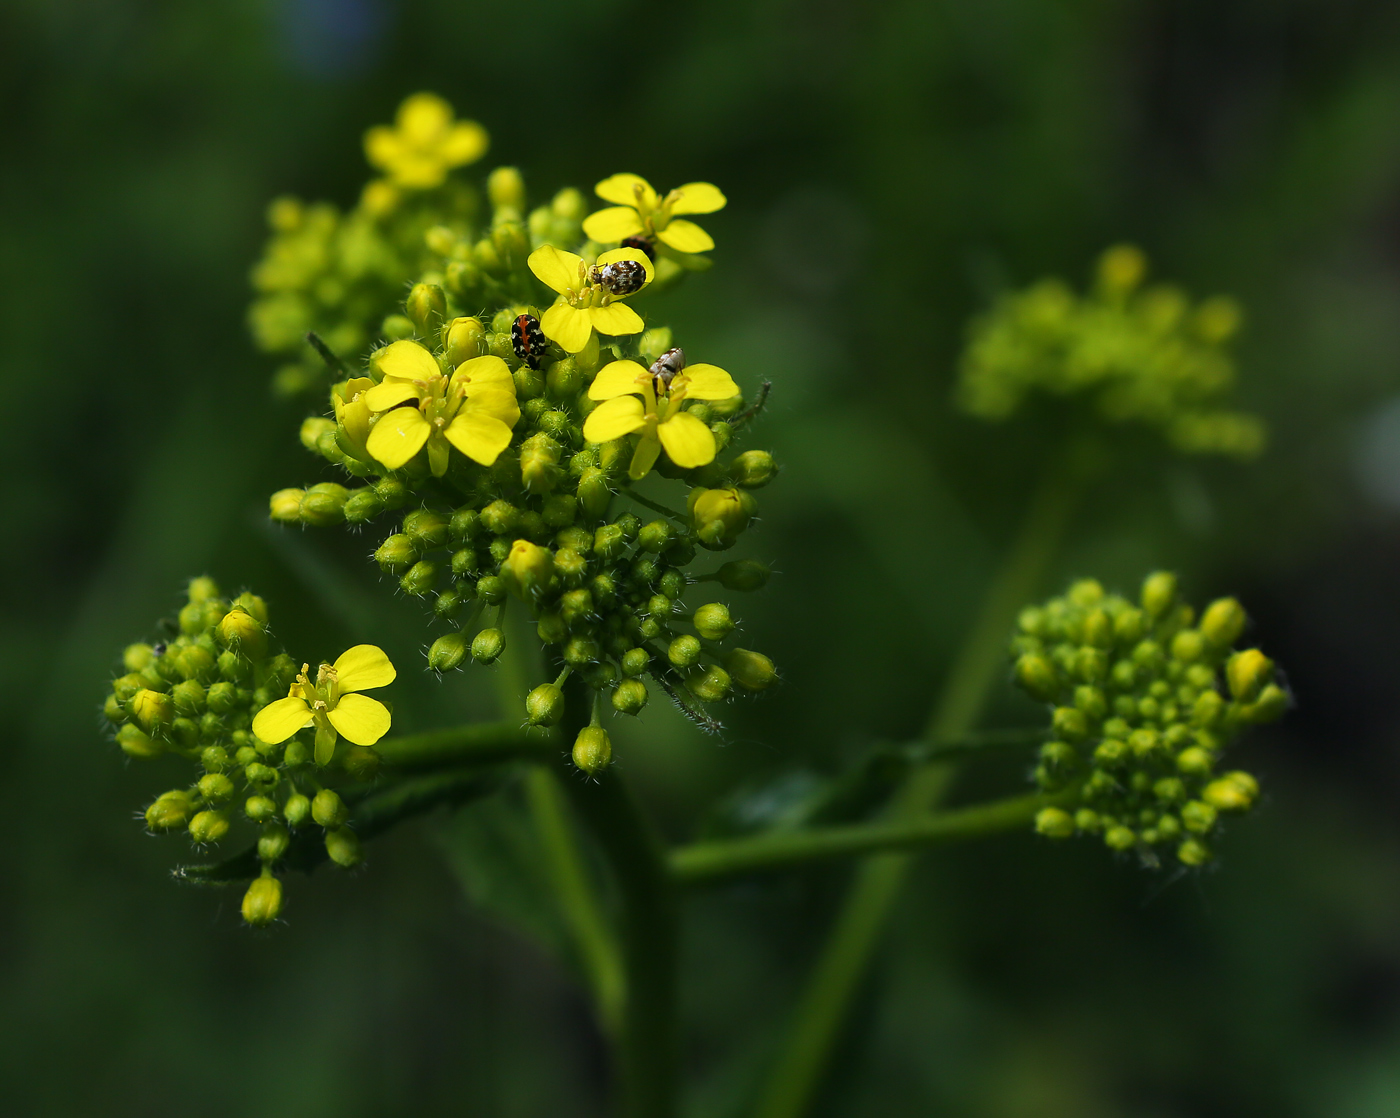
[588,303,645,338]
[398,92,452,140]
[452,354,514,393]
[333,644,397,691]
[377,339,439,381]
[582,207,646,244]
[656,219,714,254]
[444,410,515,465]
[669,182,727,215]
[657,411,717,468]
[326,693,392,746]
[363,126,401,171]
[541,302,593,353]
[628,434,662,480]
[251,696,314,745]
[441,120,488,166]
[597,247,655,288]
[595,173,657,209]
[678,363,740,400]
[529,245,583,294]
[363,378,421,411]
[583,396,647,443]
[589,360,650,401]
[366,406,431,469]
[391,158,447,190]
[464,386,521,428]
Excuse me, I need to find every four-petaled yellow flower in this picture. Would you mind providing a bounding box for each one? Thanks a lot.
[582,174,727,254]
[252,645,396,765]
[363,93,488,190]
[527,245,655,354]
[583,359,739,479]
[364,341,520,475]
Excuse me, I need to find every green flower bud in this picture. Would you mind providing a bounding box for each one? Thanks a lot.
[1237,682,1289,723]
[726,648,778,692]
[1093,738,1128,767]
[284,740,310,766]
[486,165,525,209]
[1200,597,1246,647]
[1177,838,1212,866]
[693,603,735,642]
[572,726,612,775]
[715,559,770,592]
[688,664,732,703]
[258,824,291,863]
[525,683,566,727]
[537,612,568,644]
[475,574,507,604]
[177,644,217,682]
[343,746,381,782]
[1068,579,1104,607]
[429,631,470,673]
[1191,689,1224,727]
[1051,706,1087,740]
[145,789,194,831]
[1226,649,1272,702]
[406,282,446,335]
[1153,777,1186,803]
[729,449,776,489]
[325,826,362,868]
[1175,747,1214,775]
[283,792,312,827]
[563,637,601,667]
[546,357,584,401]
[668,635,702,668]
[577,467,612,519]
[449,508,480,543]
[1203,771,1257,812]
[1014,653,1059,702]
[560,587,594,626]
[189,809,230,844]
[241,874,283,926]
[1129,728,1162,757]
[270,487,305,523]
[1104,825,1137,851]
[245,795,278,822]
[1073,685,1107,719]
[480,499,521,536]
[116,723,162,759]
[1035,807,1076,839]
[689,487,755,549]
[543,494,578,530]
[123,643,157,673]
[403,508,450,550]
[374,477,411,510]
[638,521,672,553]
[443,316,486,365]
[594,523,627,561]
[312,789,348,829]
[348,489,392,528]
[128,688,174,733]
[501,539,555,598]
[398,559,438,597]
[1180,800,1217,834]
[1141,571,1177,618]
[301,482,349,527]
[1171,629,1205,663]
[520,433,563,494]
[217,608,267,658]
[472,628,505,664]
[611,678,648,715]
[170,679,206,717]
[218,649,251,683]
[198,773,235,802]
[621,648,650,676]
[435,588,465,618]
[450,549,478,579]
[591,573,618,609]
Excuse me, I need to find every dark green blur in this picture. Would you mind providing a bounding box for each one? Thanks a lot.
[6,0,1400,1114]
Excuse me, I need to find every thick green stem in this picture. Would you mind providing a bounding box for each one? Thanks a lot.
[525,766,627,1038]
[671,792,1063,884]
[557,676,678,1118]
[754,449,1086,1118]
[373,720,553,771]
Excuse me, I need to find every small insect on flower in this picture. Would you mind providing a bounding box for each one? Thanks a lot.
[621,234,657,262]
[591,259,648,297]
[511,313,547,369]
[650,347,686,393]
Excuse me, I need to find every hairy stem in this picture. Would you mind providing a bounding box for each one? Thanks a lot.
[672,791,1065,883]
[754,447,1087,1118]
[557,675,678,1118]
[373,720,553,772]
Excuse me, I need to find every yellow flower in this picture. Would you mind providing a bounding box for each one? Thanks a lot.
[362,340,519,475]
[252,645,396,765]
[528,245,654,353]
[363,93,488,190]
[581,174,726,254]
[582,357,739,479]
[333,376,375,460]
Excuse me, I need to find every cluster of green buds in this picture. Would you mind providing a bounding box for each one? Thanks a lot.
[103,579,397,924]
[958,245,1266,458]
[1013,574,1288,866]
[261,94,778,774]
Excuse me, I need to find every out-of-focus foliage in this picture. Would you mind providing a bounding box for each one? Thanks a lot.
[8,1,1400,1116]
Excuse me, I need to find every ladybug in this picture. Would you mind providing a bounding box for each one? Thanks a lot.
[621,234,657,262]
[649,347,686,393]
[511,313,547,369]
[590,258,647,297]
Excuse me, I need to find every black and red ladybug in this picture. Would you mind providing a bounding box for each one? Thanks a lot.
[590,258,648,297]
[511,313,547,369]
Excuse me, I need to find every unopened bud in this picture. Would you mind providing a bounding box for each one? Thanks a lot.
[729,450,776,489]
[487,165,525,209]
[343,746,381,781]
[325,826,362,867]
[725,648,778,692]
[1200,597,1246,647]
[472,628,505,665]
[1170,629,1205,663]
[405,283,446,335]
[621,648,650,676]
[1203,771,1258,812]
[1014,654,1059,702]
[258,824,291,862]
[189,809,230,844]
[577,467,612,519]
[217,608,267,658]
[1034,807,1076,839]
[480,499,522,535]
[668,635,702,668]
[301,482,349,527]
[525,683,566,726]
[245,795,278,822]
[270,487,305,523]
[312,789,348,828]
[501,539,555,598]
[1226,649,1272,702]
[241,874,283,925]
[117,723,162,758]
[638,521,672,553]
[128,688,174,733]
[1141,571,1177,618]
[572,726,612,775]
[521,433,563,494]
[1177,838,1212,866]
[693,603,735,641]
[688,664,732,703]
[145,789,195,831]
[689,487,755,549]
[443,316,486,365]
[611,678,648,715]
[429,631,470,673]
[1180,800,1217,834]
[198,772,235,802]
[716,559,769,592]
[283,792,312,827]
[375,533,419,574]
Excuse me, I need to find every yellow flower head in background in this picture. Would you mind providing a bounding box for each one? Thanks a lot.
[582,174,727,254]
[252,645,396,765]
[527,245,654,353]
[363,92,489,190]
[583,354,739,479]
[363,341,519,475]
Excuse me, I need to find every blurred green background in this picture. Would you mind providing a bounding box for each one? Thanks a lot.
[7,0,1400,1114]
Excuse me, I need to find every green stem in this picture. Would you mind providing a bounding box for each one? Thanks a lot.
[373,720,554,772]
[621,486,688,524]
[672,791,1065,884]
[557,675,678,1118]
[753,447,1087,1118]
[525,765,627,1038]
